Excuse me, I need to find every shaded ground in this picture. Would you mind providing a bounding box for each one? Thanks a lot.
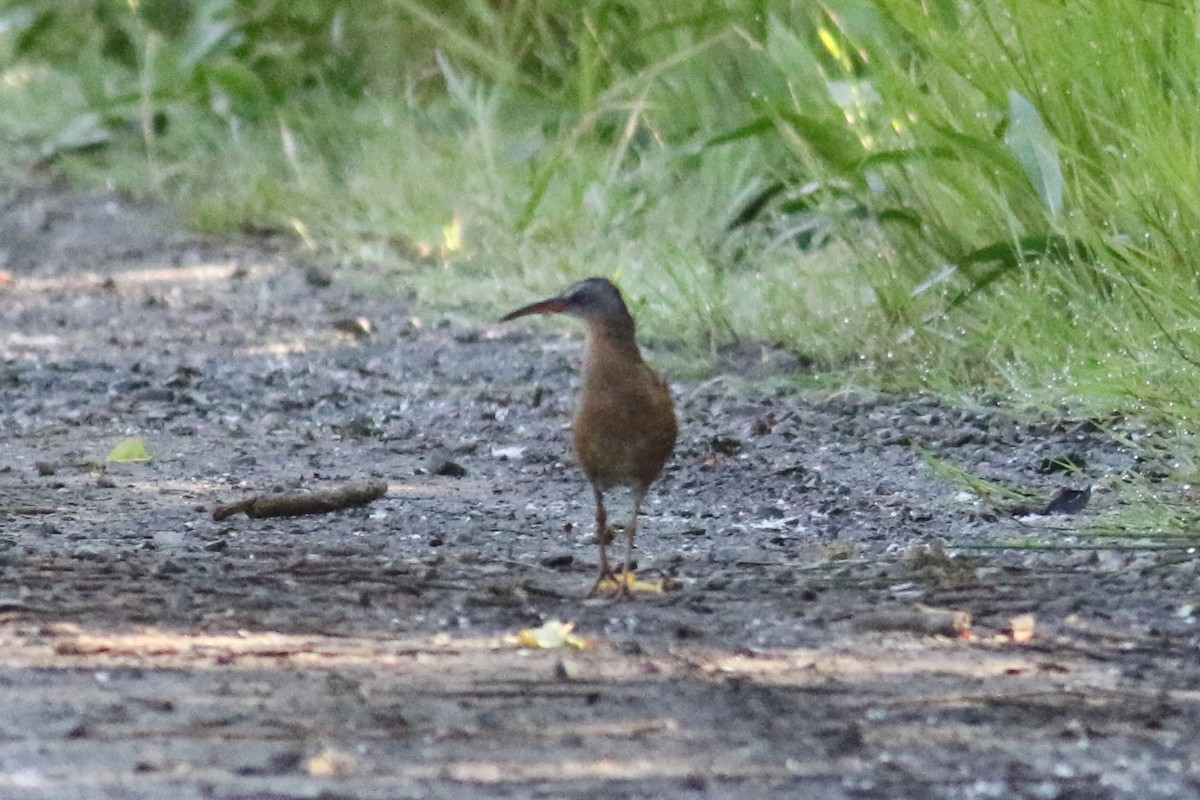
[2,182,1199,799]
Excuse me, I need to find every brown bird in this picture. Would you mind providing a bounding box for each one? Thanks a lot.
[501,278,677,594]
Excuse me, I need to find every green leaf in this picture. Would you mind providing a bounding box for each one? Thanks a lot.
[725,181,785,229]
[773,109,865,173]
[876,207,923,230]
[1004,90,1063,217]
[859,146,957,170]
[108,437,153,464]
[710,108,865,175]
[179,17,237,70]
[37,113,112,164]
[959,235,1090,267]
[705,116,776,149]
[201,61,269,118]
[929,0,961,30]
[764,15,824,88]
[141,0,193,39]
[11,8,58,57]
[515,152,565,233]
[928,123,1021,177]
[945,235,1094,310]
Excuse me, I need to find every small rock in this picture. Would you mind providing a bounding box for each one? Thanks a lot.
[615,639,643,655]
[823,723,864,756]
[332,316,372,337]
[71,544,109,561]
[540,552,574,569]
[875,428,913,447]
[153,530,186,548]
[938,431,977,448]
[334,415,381,438]
[303,265,333,287]
[236,749,305,776]
[155,559,186,576]
[749,415,777,436]
[1040,485,1091,515]
[453,329,482,344]
[427,450,467,477]
[710,435,742,455]
[131,387,175,403]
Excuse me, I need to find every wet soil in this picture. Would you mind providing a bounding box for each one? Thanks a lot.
[2,183,1199,799]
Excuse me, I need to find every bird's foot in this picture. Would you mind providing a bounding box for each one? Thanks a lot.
[589,568,674,597]
[590,566,660,597]
[587,567,623,597]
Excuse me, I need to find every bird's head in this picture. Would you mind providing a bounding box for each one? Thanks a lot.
[500,277,635,333]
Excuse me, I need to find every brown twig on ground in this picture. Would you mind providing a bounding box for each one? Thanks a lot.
[852,604,973,637]
[212,480,388,521]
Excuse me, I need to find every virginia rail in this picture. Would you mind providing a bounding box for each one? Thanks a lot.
[501,278,677,594]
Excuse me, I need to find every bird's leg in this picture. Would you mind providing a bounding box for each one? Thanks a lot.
[618,488,646,594]
[587,486,615,596]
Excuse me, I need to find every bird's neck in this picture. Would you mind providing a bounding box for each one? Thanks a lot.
[584,318,643,369]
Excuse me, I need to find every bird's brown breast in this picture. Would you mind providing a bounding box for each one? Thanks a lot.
[572,336,676,492]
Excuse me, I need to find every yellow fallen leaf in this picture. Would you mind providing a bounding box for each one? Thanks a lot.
[508,620,587,650]
[1009,613,1036,644]
[307,748,358,777]
[107,437,153,464]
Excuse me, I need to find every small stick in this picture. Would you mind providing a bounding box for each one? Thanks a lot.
[0,507,58,516]
[852,604,972,637]
[213,480,388,521]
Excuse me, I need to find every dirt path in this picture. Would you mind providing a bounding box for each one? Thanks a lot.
[2,184,1198,799]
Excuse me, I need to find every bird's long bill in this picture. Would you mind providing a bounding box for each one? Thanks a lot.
[499,296,569,322]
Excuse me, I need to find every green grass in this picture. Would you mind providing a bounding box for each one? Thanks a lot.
[35,84,886,370]
[918,450,1044,509]
[4,0,1200,429]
